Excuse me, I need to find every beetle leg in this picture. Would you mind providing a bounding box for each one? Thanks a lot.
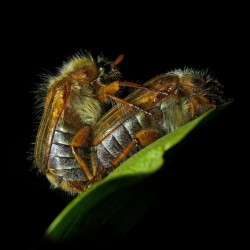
[46,125,96,193]
[95,80,177,101]
[107,94,155,117]
[92,80,178,117]
[197,95,217,109]
[92,80,153,117]
[60,180,87,193]
[45,170,88,193]
[113,54,124,65]
[189,99,196,118]
[70,126,94,181]
[111,129,161,168]
[189,95,216,117]
[118,81,176,96]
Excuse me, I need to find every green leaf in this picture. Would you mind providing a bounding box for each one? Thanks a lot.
[43,103,230,244]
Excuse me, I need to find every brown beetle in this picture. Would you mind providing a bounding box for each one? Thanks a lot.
[90,69,224,178]
[34,54,224,195]
[34,52,160,194]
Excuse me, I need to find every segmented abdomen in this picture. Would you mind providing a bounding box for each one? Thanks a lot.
[91,112,161,171]
[47,119,89,183]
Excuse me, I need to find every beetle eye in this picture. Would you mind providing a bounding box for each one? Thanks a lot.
[99,67,105,77]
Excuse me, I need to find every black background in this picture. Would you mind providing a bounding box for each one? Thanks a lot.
[8,6,246,249]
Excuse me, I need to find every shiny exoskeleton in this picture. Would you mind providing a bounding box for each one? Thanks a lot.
[34,59,224,195]
[34,52,154,194]
[91,69,224,174]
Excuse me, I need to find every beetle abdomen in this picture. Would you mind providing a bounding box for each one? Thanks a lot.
[92,112,158,170]
[46,121,89,189]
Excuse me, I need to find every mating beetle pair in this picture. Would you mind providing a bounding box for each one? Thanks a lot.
[34,52,224,194]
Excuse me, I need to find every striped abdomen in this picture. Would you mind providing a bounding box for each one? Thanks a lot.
[46,119,89,189]
[91,112,163,171]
